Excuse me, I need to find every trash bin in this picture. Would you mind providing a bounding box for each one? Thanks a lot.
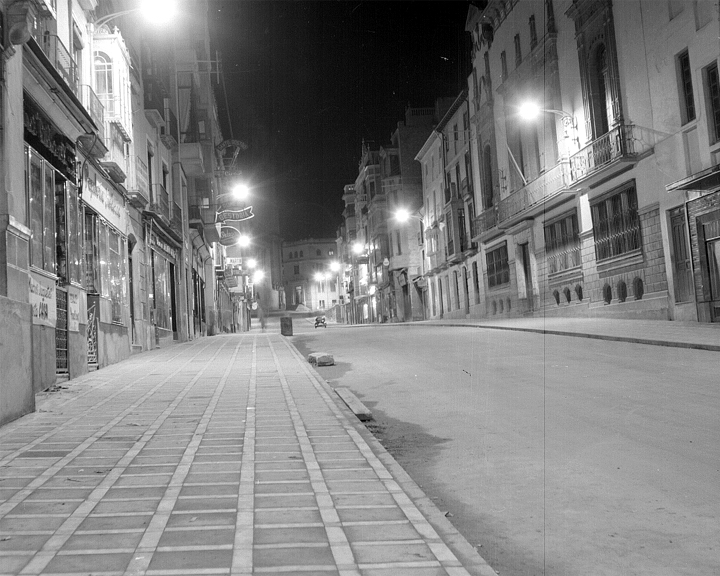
[280,317,293,336]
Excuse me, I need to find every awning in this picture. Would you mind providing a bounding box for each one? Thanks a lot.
[666,165,720,192]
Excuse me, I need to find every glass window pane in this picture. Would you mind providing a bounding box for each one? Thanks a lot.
[99,221,109,297]
[43,166,55,273]
[30,152,44,268]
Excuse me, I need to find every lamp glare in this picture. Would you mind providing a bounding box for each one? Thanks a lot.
[519,102,541,120]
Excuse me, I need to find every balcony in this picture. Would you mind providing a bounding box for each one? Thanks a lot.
[80,85,104,133]
[160,106,178,148]
[188,205,221,243]
[143,78,167,129]
[498,161,571,227]
[179,142,205,175]
[149,183,170,222]
[472,206,500,242]
[569,123,654,186]
[170,201,183,237]
[40,34,78,97]
[77,87,108,158]
[98,93,132,141]
[126,156,150,208]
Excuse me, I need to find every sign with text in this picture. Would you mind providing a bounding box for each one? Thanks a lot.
[219,226,242,246]
[29,273,56,327]
[68,292,80,332]
[216,206,254,223]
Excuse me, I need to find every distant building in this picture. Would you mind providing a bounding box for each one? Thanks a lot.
[282,239,340,311]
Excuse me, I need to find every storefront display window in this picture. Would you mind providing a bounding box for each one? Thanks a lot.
[67,185,81,284]
[84,210,126,324]
[108,228,125,323]
[152,251,173,330]
[84,211,99,291]
[27,148,56,274]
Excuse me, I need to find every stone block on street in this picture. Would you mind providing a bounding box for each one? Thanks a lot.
[308,352,334,366]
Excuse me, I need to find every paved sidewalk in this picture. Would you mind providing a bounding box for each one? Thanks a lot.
[357,316,720,351]
[0,334,496,576]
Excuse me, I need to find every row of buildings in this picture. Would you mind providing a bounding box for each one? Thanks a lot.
[336,0,720,327]
[0,0,283,426]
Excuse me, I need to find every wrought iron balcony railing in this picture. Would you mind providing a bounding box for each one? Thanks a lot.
[170,201,183,236]
[80,85,104,130]
[40,34,78,97]
[569,123,653,184]
[472,206,498,238]
[498,161,570,224]
[149,183,170,221]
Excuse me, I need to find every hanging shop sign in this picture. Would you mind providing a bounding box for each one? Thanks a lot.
[216,207,254,223]
[219,226,242,246]
[83,167,128,233]
[29,273,57,327]
[23,95,76,183]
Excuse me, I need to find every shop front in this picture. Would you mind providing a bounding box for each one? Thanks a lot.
[81,163,131,367]
[24,95,83,390]
[147,226,179,346]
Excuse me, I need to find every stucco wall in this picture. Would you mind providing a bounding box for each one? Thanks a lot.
[0,296,34,426]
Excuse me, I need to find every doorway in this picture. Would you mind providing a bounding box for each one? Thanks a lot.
[670,207,693,303]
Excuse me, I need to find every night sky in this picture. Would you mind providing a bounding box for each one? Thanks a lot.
[208,0,471,241]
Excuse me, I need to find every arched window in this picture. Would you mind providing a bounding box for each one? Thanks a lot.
[316,249,321,256]
[94,52,113,96]
[299,251,304,257]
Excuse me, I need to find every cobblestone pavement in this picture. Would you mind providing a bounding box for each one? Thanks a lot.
[0,334,496,576]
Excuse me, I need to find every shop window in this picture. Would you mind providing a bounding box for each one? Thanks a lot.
[486,243,510,288]
[591,183,641,261]
[66,184,81,284]
[84,211,99,291]
[27,148,56,274]
[152,251,172,330]
[108,228,125,323]
[544,213,581,273]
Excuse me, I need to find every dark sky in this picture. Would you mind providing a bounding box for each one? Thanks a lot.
[209,0,471,240]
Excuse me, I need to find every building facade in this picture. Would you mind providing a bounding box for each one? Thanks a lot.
[459,0,719,323]
[282,238,340,312]
[0,0,235,426]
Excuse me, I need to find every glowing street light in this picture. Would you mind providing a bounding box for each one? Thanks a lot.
[352,242,365,255]
[252,270,265,284]
[329,261,341,273]
[236,234,250,248]
[393,208,423,224]
[246,258,257,269]
[518,101,576,131]
[94,0,177,28]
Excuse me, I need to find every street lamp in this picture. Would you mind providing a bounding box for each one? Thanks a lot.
[393,208,423,224]
[94,0,177,28]
[215,182,250,207]
[236,234,250,248]
[518,101,578,141]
